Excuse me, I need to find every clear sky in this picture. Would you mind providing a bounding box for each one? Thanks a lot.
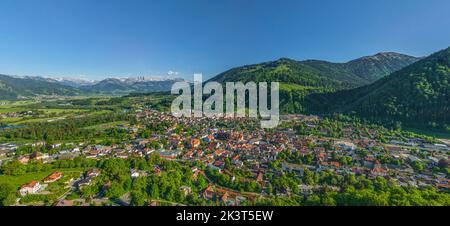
[0,0,449,80]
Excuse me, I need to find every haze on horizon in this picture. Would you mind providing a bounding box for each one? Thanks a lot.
[0,0,449,80]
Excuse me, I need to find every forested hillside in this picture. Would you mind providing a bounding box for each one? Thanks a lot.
[306,47,450,131]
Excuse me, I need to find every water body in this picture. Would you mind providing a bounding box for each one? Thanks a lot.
[0,124,25,130]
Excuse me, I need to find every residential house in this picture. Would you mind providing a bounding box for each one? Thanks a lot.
[43,172,62,183]
[19,181,41,196]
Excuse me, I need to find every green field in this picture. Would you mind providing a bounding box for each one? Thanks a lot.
[11,116,67,124]
[0,106,99,125]
[0,117,22,123]
[38,108,87,114]
[83,121,129,129]
[0,107,24,113]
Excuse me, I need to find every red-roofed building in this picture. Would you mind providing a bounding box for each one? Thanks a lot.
[371,167,387,176]
[232,155,240,161]
[330,161,340,168]
[214,150,223,156]
[43,172,62,183]
[19,181,41,196]
[190,139,201,148]
[214,160,225,169]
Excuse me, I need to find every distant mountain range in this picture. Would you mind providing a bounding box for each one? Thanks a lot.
[0,75,81,99]
[47,77,96,88]
[78,77,186,94]
[0,75,186,99]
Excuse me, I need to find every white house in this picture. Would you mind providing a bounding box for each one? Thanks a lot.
[19,181,41,196]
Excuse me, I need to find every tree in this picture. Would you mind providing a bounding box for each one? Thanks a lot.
[80,185,98,199]
[104,182,126,199]
[1,161,26,175]
[149,183,160,199]
[267,184,274,195]
[196,176,208,190]
[411,161,425,172]
[0,183,17,206]
[101,158,129,183]
[130,190,146,206]
[303,169,315,185]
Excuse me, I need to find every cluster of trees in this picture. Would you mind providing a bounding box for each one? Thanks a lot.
[205,167,262,193]
[0,157,97,176]
[76,155,211,206]
[129,166,209,206]
[0,183,17,206]
[277,151,315,166]
[259,171,450,206]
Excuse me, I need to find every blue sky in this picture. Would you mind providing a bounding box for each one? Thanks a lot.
[0,0,449,80]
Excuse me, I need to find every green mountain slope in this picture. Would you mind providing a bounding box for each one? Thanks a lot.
[209,58,363,90]
[209,52,418,87]
[208,52,419,113]
[307,47,450,131]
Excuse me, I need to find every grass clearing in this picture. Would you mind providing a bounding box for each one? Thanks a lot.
[83,121,129,130]
[280,83,318,91]
[0,168,85,189]
[0,107,25,113]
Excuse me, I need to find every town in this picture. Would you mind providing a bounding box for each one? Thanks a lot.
[0,102,449,206]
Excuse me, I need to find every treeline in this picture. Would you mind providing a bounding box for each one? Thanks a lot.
[0,157,97,176]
